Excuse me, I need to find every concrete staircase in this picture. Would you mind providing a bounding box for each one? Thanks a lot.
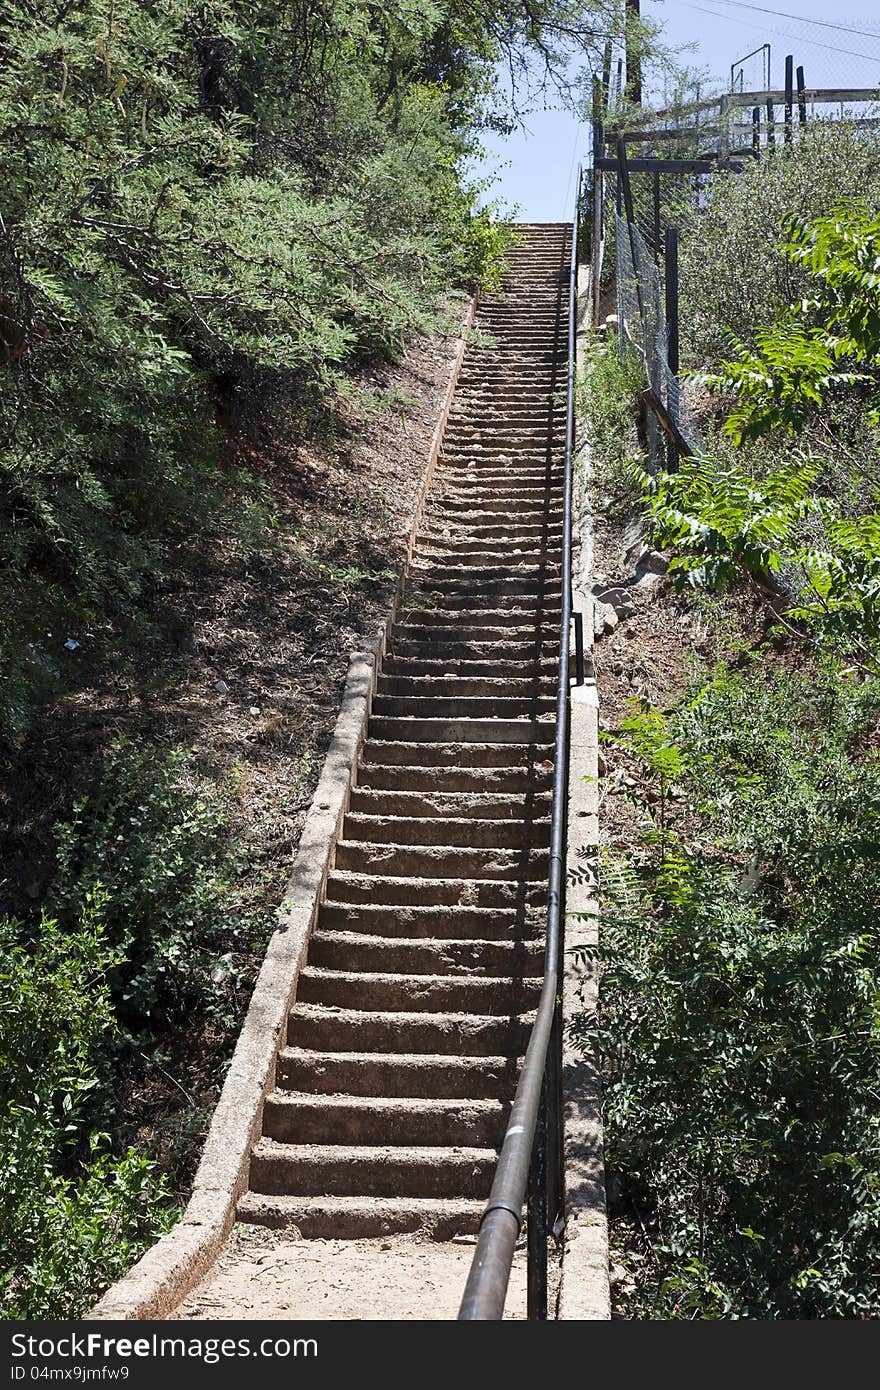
[238,223,571,1242]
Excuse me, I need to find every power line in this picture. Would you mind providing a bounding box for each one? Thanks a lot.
[679,0,880,65]
[689,0,880,42]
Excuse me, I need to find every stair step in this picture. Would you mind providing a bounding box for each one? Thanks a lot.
[375,675,555,699]
[342,812,549,850]
[356,761,553,793]
[307,930,543,976]
[348,787,553,817]
[237,1193,485,1238]
[249,1140,498,1198]
[262,1092,509,1147]
[296,965,542,1013]
[366,716,555,745]
[276,1048,521,1099]
[318,901,543,940]
[333,839,550,881]
[359,738,555,767]
[324,870,547,908]
[287,1003,535,1054]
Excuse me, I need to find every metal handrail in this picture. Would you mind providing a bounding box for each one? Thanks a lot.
[458,167,581,1321]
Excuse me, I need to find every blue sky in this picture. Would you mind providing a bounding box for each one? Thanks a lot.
[474,1,880,220]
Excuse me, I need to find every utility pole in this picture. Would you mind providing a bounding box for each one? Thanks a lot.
[626,0,642,107]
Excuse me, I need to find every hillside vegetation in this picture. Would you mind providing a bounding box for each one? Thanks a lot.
[588,121,880,1318]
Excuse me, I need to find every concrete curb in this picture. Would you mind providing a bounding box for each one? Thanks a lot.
[90,298,476,1321]
[557,261,610,1320]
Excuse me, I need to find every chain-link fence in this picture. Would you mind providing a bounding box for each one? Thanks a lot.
[615,211,705,469]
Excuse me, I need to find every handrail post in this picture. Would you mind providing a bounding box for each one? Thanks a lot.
[526,1085,548,1320]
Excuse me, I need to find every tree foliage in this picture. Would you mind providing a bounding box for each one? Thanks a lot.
[679,122,880,367]
[0,0,625,730]
[0,897,174,1318]
[637,205,880,662]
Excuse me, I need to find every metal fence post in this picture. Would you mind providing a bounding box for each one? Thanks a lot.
[785,55,794,147]
[664,226,680,469]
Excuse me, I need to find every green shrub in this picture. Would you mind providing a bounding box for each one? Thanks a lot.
[52,740,272,1038]
[0,902,174,1319]
[680,121,880,365]
[637,206,880,665]
[595,666,880,1318]
[579,332,644,485]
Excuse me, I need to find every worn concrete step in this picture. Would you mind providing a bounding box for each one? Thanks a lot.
[440,432,564,450]
[388,637,558,662]
[403,582,563,606]
[324,870,547,909]
[307,930,543,976]
[342,811,550,850]
[394,608,560,631]
[442,435,562,448]
[422,510,563,529]
[287,1003,535,1055]
[427,498,564,520]
[359,737,554,767]
[262,1092,510,1147]
[371,696,557,722]
[456,370,562,382]
[349,785,552,817]
[296,965,541,1015]
[249,1140,498,1198]
[435,470,564,488]
[318,901,542,940]
[390,625,555,649]
[433,464,561,480]
[421,512,563,535]
[410,553,562,571]
[412,548,562,568]
[277,1048,521,1100]
[379,654,558,678]
[366,716,555,745]
[237,1193,485,1238]
[445,418,564,433]
[355,760,552,794]
[387,638,558,664]
[446,408,564,424]
[332,839,550,882]
[420,519,563,539]
[434,484,564,504]
[375,675,555,698]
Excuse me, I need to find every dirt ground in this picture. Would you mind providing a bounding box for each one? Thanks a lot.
[176,1226,528,1321]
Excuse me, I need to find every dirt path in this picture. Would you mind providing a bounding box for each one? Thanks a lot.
[176,1227,527,1320]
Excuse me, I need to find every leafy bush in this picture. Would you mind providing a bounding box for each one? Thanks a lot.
[595,666,880,1318]
[637,206,880,663]
[579,332,644,484]
[680,121,880,365]
[52,740,272,1038]
[0,901,173,1319]
[0,737,276,1317]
